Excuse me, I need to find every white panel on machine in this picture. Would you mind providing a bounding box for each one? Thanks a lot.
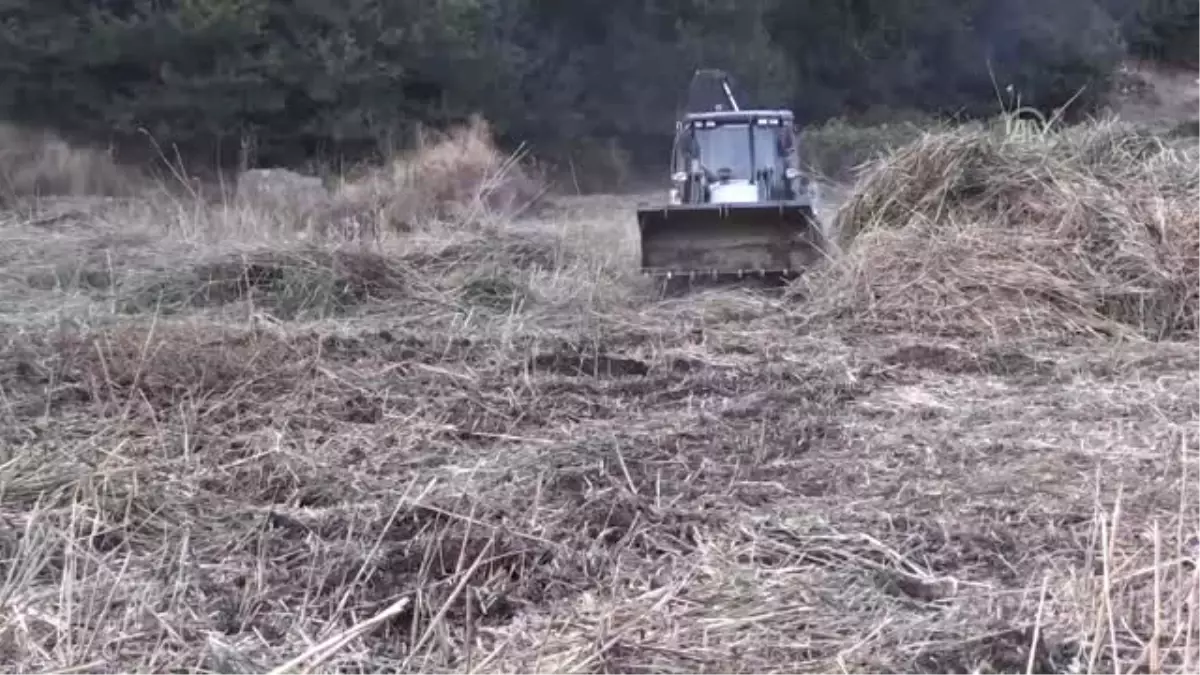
[709,180,758,204]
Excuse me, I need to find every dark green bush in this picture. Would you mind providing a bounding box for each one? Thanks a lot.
[0,0,1188,170]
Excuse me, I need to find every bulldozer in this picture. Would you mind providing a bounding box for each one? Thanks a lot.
[637,69,827,288]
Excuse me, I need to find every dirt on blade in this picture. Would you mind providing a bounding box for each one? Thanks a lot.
[0,116,1197,674]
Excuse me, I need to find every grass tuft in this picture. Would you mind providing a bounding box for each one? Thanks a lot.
[0,123,135,203]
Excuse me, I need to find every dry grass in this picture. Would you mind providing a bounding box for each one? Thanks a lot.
[804,117,1199,341]
[223,116,544,242]
[0,117,1197,674]
[327,115,544,236]
[0,123,135,203]
[799,117,932,182]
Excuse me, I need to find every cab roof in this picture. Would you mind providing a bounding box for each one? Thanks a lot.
[682,109,794,124]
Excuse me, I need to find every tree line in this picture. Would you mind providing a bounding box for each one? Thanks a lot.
[0,0,1193,168]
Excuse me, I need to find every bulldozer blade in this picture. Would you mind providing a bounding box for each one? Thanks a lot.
[637,203,825,280]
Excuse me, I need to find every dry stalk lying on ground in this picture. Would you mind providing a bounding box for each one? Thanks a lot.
[1,309,1195,673]
[804,118,1199,340]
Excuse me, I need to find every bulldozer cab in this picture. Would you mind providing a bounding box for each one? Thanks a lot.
[637,68,825,284]
[670,110,802,206]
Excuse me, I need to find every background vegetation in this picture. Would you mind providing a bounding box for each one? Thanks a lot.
[0,0,1194,172]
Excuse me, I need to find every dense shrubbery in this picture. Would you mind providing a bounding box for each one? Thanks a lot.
[1103,0,1199,65]
[0,0,1192,169]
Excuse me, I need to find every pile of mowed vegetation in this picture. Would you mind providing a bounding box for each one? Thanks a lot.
[800,116,1198,342]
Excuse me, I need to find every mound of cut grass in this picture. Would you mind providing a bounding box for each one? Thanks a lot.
[327,115,544,236]
[806,118,1198,340]
[114,219,584,321]
[223,116,544,243]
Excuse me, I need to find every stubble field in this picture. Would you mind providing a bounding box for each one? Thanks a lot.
[0,113,1197,674]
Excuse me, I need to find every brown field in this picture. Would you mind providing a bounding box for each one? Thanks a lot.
[0,112,1197,674]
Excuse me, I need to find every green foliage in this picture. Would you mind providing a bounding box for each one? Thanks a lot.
[800,118,934,182]
[0,0,1190,168]
[1101,0,1199,65]
[767,0,1127,121]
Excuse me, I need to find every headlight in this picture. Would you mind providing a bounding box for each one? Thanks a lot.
[671,171,688,183]
[784,167,801,180]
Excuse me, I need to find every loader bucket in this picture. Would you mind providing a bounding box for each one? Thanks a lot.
[637,203,825,280]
